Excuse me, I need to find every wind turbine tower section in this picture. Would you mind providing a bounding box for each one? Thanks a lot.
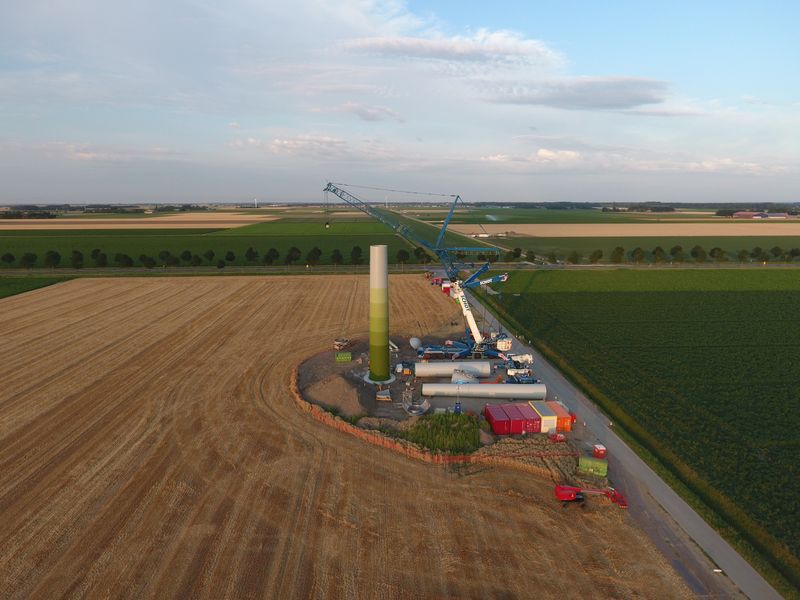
[369,245,390,382]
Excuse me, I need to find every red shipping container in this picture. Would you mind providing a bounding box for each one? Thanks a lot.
[484,404,511,435]
[499,403,525,435]
[516,403,542,434]
[513,402,541,434]
[593,444,607,459]
[546,401,572,433]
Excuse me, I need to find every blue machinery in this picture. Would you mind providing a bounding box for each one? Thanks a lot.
[323,182,509,359]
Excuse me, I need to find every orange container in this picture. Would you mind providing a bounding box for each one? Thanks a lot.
[545,401,572,432]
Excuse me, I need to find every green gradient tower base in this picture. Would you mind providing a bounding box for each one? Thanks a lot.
[368,244,391,382]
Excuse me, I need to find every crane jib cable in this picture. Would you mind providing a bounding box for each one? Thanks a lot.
[330,182,457,198]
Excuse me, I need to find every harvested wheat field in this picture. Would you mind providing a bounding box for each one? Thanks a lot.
[0,212,275,230]
[0,275,690,599]
[451,222,800,237]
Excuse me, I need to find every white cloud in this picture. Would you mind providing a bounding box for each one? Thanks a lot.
[0,141,184,163]
[270,134,348,157]
[477,142,788,175]
[621,106,706,117]
[343,29,564,68]
[484,77,668,110]
[0,0,796,204]
[479,148,582,171]
[226,137,265,149]
[535,148,581,162]
[333,102,404,122]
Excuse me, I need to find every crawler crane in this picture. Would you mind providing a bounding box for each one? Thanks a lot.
[323,182,509,358]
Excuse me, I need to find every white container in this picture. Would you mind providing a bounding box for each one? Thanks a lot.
[496,339,513,351]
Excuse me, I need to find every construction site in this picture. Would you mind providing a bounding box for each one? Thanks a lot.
[0,182,702,600]
[296,184,629,508]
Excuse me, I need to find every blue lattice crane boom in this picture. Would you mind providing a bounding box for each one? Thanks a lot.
[323,181,501,282]
[323,183,428,248]
[324,181,509,355]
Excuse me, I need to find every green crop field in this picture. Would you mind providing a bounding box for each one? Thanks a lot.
[0,219,418,268]
[409,207,720,224]
[212,220,392,236]
[382,210,500,253]
[0,276,69,299]
[489,235,800,261]
[482,269,800,592]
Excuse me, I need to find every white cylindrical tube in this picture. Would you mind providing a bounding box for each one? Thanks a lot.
[413,361,492,378]
[421,383,547,399]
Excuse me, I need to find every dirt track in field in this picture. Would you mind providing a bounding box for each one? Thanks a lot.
[0,276,690,599]
[451,222,800,237]
[0,212,275,230]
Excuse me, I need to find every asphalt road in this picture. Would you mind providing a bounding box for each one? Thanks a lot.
[467,289,784,600]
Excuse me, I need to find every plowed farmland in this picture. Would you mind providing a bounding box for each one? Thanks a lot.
[0,276,689,599]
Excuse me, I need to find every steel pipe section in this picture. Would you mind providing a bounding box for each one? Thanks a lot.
[413,361,493,378]
[421,383,547,399]
[369,245,390,382]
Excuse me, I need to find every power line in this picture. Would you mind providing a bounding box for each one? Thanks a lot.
[331,182,457,198]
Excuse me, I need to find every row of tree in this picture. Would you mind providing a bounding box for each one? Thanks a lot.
[0,210,57,219]
[603,244,800,264]
[6,244,799,268]
[527,245,800,265]
[0,245,436,268]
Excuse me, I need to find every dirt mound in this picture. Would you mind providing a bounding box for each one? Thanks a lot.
[477,436,580,482]
[357,417,397,430]
[304,373,363,417]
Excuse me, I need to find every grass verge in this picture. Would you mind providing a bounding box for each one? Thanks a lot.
[0,276,71,300]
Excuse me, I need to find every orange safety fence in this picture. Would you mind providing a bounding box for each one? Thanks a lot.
[289,367,560,481]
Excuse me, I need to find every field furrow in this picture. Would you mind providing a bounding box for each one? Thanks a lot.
[0,275,690,599]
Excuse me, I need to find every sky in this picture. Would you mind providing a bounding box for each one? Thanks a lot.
[0,0,798,204]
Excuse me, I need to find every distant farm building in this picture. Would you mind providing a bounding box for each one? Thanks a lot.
[732,211,788,219]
